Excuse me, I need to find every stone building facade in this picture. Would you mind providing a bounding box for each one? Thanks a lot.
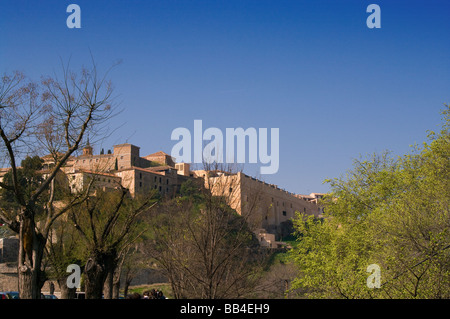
[42,143,190,198]
[192,170,323,247]
[0,237,19,291]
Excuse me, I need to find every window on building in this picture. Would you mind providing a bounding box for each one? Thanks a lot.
[166,179,169,185]
[140,182,142,188]
[140,173,142,179]
[282,211,287,216]
[159,177,162,183]
[159,186,162,192]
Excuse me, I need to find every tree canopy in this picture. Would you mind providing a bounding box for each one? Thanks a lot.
[289,105,450,299]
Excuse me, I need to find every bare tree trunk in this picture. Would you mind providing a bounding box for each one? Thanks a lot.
[104,253,125,299]
[18,267,35,299]
[112,260,123,299]
[18,212,46,299]
[103,268,114,299]
[123,282,130,298]
[123,273,133,298]
[112,278,120,299]
[84,257,107,299]
[85,252,116,299]
[57,278,76,299]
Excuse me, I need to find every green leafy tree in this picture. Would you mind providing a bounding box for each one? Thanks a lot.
[44,217,85,299]
[289,105,450,299]
[1,156,45,239]
[0,156,44,207]
[69,186,157,299]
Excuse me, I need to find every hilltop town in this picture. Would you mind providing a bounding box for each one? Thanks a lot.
[0,141,324,294]
[2,141,324,247]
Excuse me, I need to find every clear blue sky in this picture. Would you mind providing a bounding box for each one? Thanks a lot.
[1,0,449,195]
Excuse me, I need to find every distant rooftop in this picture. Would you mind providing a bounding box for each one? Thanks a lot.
[145,151,172,157]
[113,143,140,149]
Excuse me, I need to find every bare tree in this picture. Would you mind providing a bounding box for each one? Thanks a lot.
[145,165,266,299]
[120,246,147,298]
[0,61,117,299]
[253,262,301,299]
[110,243,147,299]
[109,245,129,299]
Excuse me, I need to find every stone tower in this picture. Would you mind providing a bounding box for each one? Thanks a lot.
[83,139,93,156]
